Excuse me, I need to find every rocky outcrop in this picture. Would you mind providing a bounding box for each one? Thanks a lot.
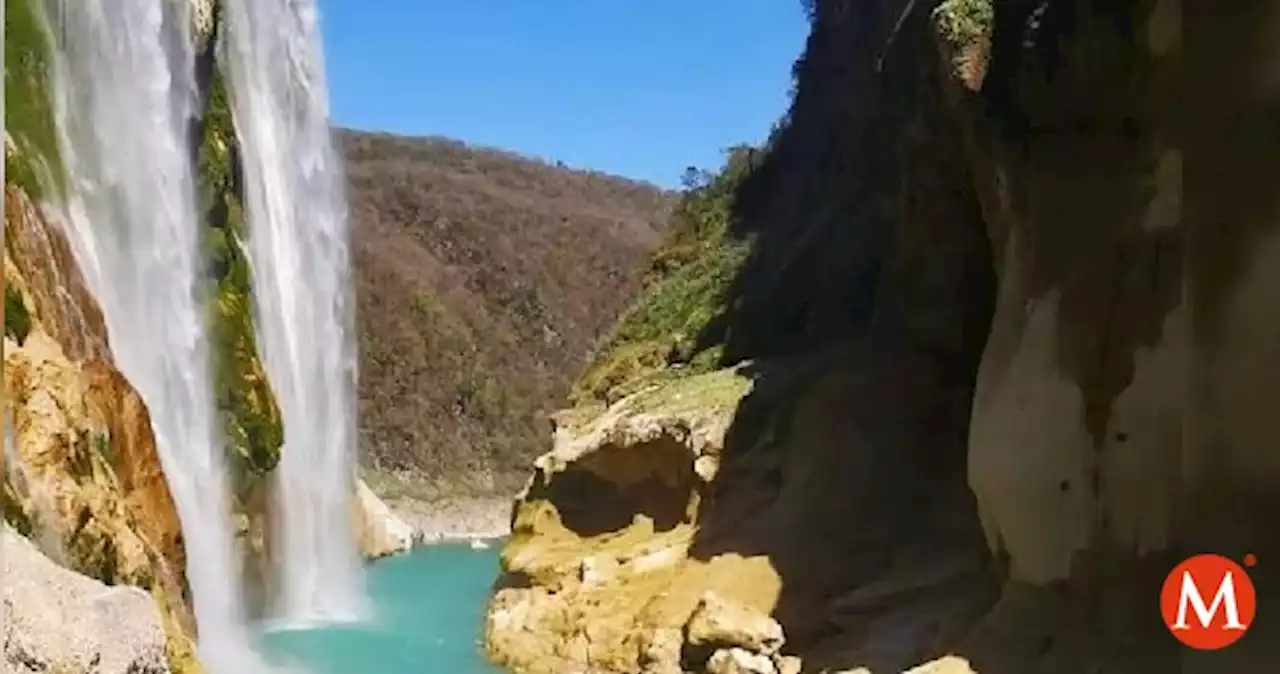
[352,478,415,559]
[3,185,200,673]
[488,1,1280,673]
[484,367,789,674]
[3,526,170,674]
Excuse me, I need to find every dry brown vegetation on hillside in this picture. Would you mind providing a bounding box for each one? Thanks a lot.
[341,129,673,496]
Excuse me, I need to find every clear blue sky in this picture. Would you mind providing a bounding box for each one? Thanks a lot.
[317,0,809,188]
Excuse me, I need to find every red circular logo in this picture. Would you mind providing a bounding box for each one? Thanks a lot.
[1160,554,1256,650]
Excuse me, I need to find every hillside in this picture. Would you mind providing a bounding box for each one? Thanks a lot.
[340,129,674,497]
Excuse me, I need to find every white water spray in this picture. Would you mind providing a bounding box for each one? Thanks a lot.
[220,0,368,624]
[41,1,271,670]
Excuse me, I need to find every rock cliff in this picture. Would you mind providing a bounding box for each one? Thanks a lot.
[352,478,416,559]
[486,1,1280,673]
[4,185,200,672]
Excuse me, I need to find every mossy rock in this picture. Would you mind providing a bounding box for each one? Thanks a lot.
[5,284,32,344]
[4,0,64,198]
[197,64,284,501]
[2,481,37,538]
[933,0,995,49]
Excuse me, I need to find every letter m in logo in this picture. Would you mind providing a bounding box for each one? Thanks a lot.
[1161,554,1256,649]
[1172,570,1249,631]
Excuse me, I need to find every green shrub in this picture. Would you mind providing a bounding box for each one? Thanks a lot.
[570,146,762,404]
[4,0,64,198]
[933,0,994,48]
[4,285,32,345]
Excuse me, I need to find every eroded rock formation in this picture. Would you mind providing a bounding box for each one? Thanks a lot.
[487,1,1279,673]
[486,368,786,674]
[353,477,416,559]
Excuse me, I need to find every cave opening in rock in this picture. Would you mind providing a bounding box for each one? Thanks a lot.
[545,434,698,538]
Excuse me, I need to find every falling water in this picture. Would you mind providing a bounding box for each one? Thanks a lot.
[40,1,270,671]
[4,409,68,565]
[220,0,368,623]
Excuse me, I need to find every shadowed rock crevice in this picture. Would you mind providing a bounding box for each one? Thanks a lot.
[531,435,698,538]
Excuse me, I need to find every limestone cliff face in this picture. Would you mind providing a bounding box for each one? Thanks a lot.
[4,186,200,673]
[352,478,415,559]
[948,1,1279,671]
[488,1,1279,673]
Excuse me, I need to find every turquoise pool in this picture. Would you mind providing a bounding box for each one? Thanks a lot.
[256,543,504,673]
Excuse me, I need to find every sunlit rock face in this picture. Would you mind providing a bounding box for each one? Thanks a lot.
[483,368,786,674]
[3,185,200,673]
[352,478,415,559]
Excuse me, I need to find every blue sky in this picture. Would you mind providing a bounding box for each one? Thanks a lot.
[317,0,809,188]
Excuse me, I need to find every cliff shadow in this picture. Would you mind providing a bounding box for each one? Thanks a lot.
[676,1,1004,671]
[678,0,1280,672]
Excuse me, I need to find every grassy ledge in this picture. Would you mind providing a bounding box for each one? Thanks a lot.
[570,146,763,406]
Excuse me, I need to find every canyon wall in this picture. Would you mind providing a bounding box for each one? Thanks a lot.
[486,1,1280,673]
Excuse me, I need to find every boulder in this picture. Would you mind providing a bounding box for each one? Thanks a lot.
[686,592,785,656]
[3,527,169,673]
[352,478,415,559]
[902,656,976,674]
[706,647,777,674]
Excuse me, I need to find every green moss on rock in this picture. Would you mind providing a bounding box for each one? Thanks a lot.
[197,66,284,502]
[933,0,994,49]
[2,481,36,538]
[5,284,32,345]
[4,0,64,198]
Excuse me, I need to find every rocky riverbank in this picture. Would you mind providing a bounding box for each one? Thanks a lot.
[387,494,511,545]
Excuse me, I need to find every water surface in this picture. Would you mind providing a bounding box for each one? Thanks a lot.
[257,543,503,673]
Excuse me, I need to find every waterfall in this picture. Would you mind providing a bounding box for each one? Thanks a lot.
[220,0,368,624]
[40,1,271,671]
